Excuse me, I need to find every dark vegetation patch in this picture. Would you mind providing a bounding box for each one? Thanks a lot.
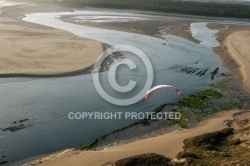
[177,151,199,159]
[177,126,250,165]
[64,0,250,18]
[109,153,172,166]
[182,128,234,149]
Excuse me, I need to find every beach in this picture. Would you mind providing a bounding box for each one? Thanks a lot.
[0,1,103,76]
[0,22,102,76]
[225,31,250,93]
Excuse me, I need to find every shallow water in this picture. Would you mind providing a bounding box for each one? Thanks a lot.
[0,10,227,165]
[190,22,220,47]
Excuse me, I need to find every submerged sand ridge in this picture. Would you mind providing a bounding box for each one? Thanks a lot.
[0,22,103,75]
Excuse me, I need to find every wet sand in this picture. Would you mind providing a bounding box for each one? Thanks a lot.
[22,110,249,166]
[62,15,200,43]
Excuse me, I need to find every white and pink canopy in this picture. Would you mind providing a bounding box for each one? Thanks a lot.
[145,85,181,100]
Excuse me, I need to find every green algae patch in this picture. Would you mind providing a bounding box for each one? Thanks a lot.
[219,102,242,110]
[76,139,99,150]
[166,109,190,128]
[209,81,228,90]
[177,89,222,109]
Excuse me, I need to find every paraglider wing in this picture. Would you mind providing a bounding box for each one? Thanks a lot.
[144,85,181,100]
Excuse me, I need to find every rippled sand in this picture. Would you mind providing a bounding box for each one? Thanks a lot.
[0,22,103,75]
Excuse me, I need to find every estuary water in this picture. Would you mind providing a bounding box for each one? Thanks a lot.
[0,10,226,165]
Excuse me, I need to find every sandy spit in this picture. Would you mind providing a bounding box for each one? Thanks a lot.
[0,22,103,76]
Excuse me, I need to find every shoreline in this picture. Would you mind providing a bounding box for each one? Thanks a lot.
[225,31,250,93]
[20,110,250,166]
[208,23,250,94]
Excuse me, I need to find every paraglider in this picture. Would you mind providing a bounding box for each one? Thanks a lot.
[145,85,181,100]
